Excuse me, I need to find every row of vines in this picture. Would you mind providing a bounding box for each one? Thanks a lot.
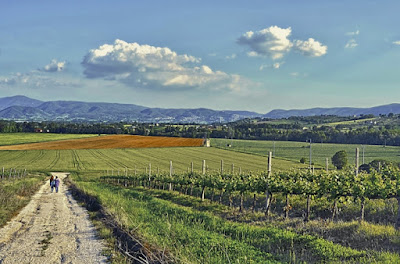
[100,167,400,227]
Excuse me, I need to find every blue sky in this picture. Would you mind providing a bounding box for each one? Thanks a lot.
[1,0,399,113]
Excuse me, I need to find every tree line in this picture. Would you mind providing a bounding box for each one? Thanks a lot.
[1,114,400,146]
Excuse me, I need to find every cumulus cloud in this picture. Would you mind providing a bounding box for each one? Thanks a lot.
[237,26,293,60]
[237,26,327,59]
[293,38,327,57]
[393,41,400,45]
[41,59,66,72]
[81,39,249,91]
[345,39,358,49]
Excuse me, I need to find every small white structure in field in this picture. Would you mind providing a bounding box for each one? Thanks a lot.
[204,138,211,147]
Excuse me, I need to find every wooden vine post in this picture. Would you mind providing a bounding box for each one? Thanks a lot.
[265,151,272,217]
[326,158,329,173]
[396,197,400,230]
[305,169,312,222]
[355,147,366,222]
[201,160,207,201]
[355,148,359,177]
[148,163,151,187]
[169,161,173,191]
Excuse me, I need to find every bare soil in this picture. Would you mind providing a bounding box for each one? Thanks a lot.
[0,173,107,264]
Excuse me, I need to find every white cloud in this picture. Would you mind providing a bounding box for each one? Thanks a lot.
[293,38,327,57]
[345,39,358,49]
[0,71,80,91]
[247,51,259,57]
[290,72,299,77]
[238,26,327,60]
[393,41,400,45]
[81,39,249,92]
[237,26,293,60]
[346,30,360,36]
[260,62,284,71]
[41,59,66,72]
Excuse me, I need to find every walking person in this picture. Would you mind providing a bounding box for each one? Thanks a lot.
[50,175,55,193]
[54,176,60,193]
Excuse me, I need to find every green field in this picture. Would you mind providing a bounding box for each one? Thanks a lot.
[0,147,305,173]
[0,133,97,146]
[212,138,400,167]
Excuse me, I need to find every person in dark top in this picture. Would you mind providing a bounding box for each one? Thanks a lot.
[54,176,60,193]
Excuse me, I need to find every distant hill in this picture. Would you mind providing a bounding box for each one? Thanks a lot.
[0,96,260,123]
[0,95,399,123]
[0,95,43,111]
[264,104,400,119]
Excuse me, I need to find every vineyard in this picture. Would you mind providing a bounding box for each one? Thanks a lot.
[99,166,400,225]
[74,165,400,263]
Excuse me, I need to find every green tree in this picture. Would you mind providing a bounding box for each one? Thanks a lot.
[332,150,348,170]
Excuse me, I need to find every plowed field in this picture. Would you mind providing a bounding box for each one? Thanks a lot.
[0,135,204,150]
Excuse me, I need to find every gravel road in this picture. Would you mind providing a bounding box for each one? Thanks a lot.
[0,173,107,264]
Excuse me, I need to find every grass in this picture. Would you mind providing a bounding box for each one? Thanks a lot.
[0,133,96,146]
[211,138,400,167]
[73,179,400,263]
[76,181,277,263]
[0,147,305,174]
[0,174,46,227]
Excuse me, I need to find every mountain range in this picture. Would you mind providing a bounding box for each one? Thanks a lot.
[0,95,399,123]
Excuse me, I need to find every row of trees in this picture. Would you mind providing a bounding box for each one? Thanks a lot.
[1,116,400,146]
[219,124,400,146]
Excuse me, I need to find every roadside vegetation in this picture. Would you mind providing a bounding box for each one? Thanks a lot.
[0,174,46,227]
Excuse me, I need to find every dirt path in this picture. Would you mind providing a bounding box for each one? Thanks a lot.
[0,173,107,264]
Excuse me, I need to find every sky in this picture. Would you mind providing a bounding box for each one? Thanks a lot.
[1,0,400,113]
